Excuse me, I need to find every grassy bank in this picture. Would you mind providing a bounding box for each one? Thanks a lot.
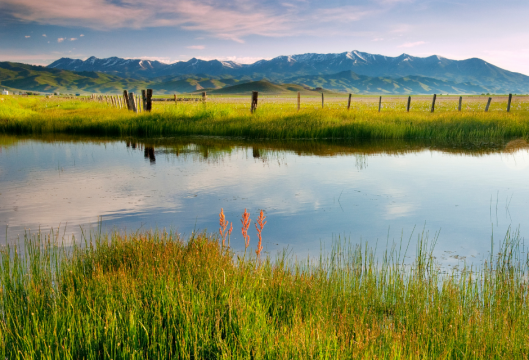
[1,229,528,358]
[2,96,529,143]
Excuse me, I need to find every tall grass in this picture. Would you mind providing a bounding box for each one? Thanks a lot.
[1,228,528,358]
[2,96,529,143]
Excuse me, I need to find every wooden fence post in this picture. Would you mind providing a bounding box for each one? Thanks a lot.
[347,94,352,110]
[406,96,411,112]
[431,94,437,113]
[136,95,141,112]
[321,93,324,109]
[129,92,137,113]
[202,92,207,103]
[123,90,131,110]
[251,91,258,113]
[174,94,178,106]
[297,92,300,111]
[378,96,382,112]
[485,97,492,112]
[141,90,147,111]
[458,96,462,112]
[146,89,153,112]
[507,93,512,112]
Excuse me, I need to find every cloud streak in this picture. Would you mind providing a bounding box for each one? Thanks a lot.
[0,0,377,42]
[398,41,426,48]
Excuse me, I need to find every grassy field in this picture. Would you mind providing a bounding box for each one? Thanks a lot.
[2,95,529,143]
[1,226,528,359]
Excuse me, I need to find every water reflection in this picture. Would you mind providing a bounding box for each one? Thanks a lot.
[1,134,529,266]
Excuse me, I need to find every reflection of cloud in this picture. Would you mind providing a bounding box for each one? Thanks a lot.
[502,149,529,171]
[385,203,415,218]
[0,167,175,232]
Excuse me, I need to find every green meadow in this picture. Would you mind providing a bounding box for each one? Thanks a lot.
[1,227,528,359]
[1,95,529,143]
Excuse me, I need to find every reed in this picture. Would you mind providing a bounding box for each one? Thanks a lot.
[2,96,529,143]
[0,227,528,359]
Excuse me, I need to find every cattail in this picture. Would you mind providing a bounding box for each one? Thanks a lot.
[255,210,266,258]
[219,208,232,247]
[241,209,251,249]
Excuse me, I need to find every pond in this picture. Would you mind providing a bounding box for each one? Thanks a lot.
[1,135,528,266]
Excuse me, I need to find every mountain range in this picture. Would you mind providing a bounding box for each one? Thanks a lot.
[2,50,528,95]
[48,51,529,93]
[1,61,495,95]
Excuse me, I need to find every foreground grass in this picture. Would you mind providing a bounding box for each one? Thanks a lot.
[2,96,529,143]
[1,229,528,359]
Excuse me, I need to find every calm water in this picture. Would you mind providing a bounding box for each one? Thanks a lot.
[1,136,528,266]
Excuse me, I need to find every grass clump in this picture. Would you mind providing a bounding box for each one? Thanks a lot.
[2,95,529,143]
[1,229,528,358]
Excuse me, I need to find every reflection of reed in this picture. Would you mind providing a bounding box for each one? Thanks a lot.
[4,134,529,161]
[504,139,529,153]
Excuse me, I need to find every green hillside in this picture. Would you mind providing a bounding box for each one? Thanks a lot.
[0,62,247,95]
[285,71,490,95]
[0,62,150,94]
[0,61,498,95]
[206,80,336,95]
[151,77,247,93]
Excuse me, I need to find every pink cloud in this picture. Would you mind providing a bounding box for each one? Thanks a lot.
[0,0,291,41]
[0,0,377,43]
[187,45,205,50]
[398,41,426,48]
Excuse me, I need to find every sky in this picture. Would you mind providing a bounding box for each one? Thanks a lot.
[0,0,528,75]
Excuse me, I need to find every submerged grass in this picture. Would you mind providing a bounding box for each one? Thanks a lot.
[1,229,528,358]
[2,96,529,143]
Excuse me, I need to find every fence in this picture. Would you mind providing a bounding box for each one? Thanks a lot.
[81,90,207,113]
[82,90,517,114]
